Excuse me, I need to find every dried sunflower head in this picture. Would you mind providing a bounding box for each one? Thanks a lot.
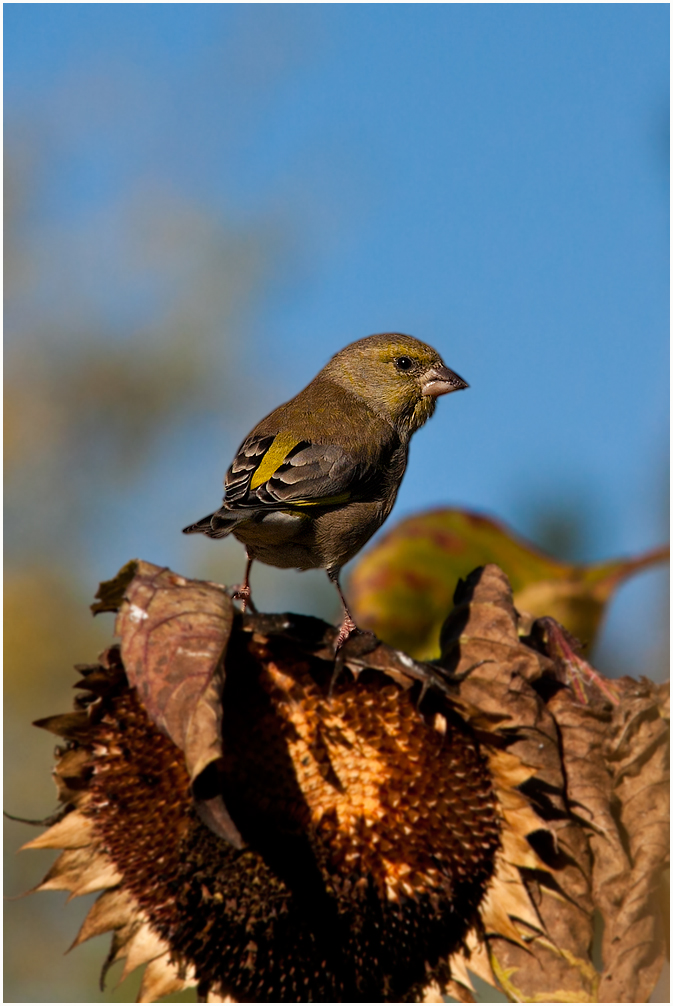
[25,560,627,1004]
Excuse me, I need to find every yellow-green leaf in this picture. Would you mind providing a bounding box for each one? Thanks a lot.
[348,508,669,660]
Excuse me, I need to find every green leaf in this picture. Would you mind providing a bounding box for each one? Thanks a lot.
[348,509,669,660]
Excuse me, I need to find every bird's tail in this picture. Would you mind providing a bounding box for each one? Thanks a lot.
[182,508,241,540]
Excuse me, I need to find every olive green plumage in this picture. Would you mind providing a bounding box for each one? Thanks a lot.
[183,332,467,644]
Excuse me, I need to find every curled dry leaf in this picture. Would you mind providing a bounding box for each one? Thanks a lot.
[439,565,598,1003]
[23,560,668,1003]
[439,564,669,1004]
[544,673,669,1003]
[92,560,240,846]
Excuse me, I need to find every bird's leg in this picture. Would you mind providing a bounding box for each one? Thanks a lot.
[231,553,257,613]
[334,609,358,650]
[328,569,359,651]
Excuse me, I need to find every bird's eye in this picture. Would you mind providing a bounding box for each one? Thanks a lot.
[394,356,413,372]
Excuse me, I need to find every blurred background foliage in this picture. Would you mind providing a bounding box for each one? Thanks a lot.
[4,6,668,1003]
[5,144,270,1004]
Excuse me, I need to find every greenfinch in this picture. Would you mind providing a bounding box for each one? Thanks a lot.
[183,333,467,648]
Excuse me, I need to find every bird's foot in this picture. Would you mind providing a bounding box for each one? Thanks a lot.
[328,615,363,698]
[329,624,379,698]
[334,611,359,652]
[229,584,258,614]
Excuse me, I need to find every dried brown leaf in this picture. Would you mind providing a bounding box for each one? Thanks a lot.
[91,560,139,614]
[113,561,232,774]
[106,560,241,846]
[439,564,598,1003]
[546,673,669,1003]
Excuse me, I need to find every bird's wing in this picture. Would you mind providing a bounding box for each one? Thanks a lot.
[224,431,376,510]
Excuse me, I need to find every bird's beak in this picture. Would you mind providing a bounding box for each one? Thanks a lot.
[421,365,469,397]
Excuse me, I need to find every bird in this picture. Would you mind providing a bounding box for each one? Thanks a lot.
[183,332,468,649]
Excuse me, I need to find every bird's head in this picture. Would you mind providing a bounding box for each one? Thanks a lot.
[323,333,468,436]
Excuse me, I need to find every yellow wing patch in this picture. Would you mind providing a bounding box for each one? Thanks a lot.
[250,432,304,490]
[288,493,351,508]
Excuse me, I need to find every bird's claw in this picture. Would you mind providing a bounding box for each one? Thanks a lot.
[229,584,257,614]
[328,616,359,698]
[333,612,359,652]
[328,618,377,698]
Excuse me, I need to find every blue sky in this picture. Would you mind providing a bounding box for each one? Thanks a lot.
[5,4,669,664]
